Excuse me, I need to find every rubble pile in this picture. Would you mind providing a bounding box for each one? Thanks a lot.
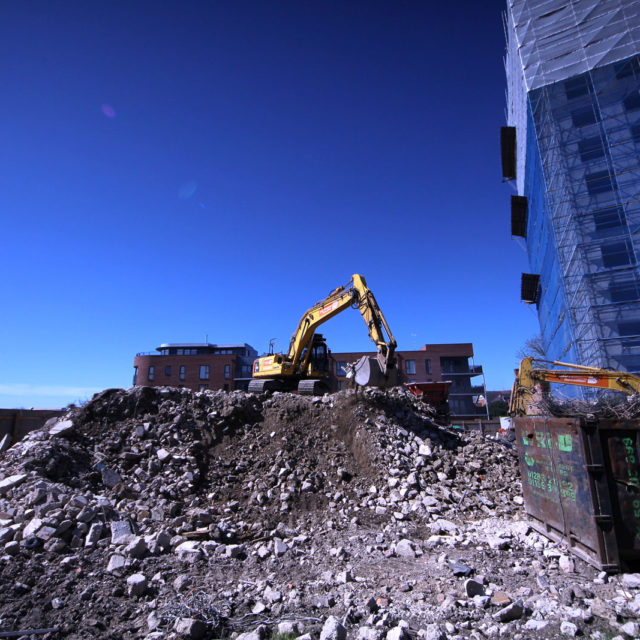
[0,386,636,640]
[539,391,640,421]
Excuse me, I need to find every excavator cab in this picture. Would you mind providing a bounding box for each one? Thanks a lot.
[303,334,329,374]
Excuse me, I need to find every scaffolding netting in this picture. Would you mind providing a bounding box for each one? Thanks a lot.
[505,0,640,377]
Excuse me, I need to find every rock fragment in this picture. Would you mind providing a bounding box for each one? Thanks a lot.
[126,573,148,596]
[106,554,126,574]
[0,474,27,494]
[320,616,347,640]
[173,617,207,639]
[49,419,74,437]
[492,599,524,622]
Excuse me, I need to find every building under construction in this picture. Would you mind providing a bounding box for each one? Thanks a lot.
[504,0,640,372]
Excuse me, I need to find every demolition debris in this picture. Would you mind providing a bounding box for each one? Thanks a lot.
[0,386,637,639]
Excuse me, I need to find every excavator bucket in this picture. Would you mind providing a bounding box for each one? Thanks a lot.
[352,356,397,388]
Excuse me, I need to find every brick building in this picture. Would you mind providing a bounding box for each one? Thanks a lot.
[328,343,488,419]
[132,341,488,419]
[133,343,257,392]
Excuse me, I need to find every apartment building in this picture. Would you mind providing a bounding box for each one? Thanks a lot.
[133,343,257,392]
[328,343,488,419]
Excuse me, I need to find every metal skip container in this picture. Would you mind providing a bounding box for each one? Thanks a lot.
[513,416,640,573]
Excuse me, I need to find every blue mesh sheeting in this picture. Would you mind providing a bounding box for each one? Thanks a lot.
[524,108,579,365]
[522,54,640,374]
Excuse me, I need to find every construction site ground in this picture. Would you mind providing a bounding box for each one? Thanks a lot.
[0,386,638,640]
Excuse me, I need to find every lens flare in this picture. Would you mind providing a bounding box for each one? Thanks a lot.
[178,180,198,199]
[101,104,116,118]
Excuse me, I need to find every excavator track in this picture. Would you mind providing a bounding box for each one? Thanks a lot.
[248,379,284,393]
[298,379,330,396]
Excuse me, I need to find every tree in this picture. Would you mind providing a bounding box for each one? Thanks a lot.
[516,334,546,362]
[488,399,509,418]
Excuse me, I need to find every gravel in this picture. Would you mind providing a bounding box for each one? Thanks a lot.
[0,385,632,639]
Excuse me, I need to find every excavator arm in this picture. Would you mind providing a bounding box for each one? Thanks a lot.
[286,274,396,374]
[509,356,640,416]
[251,274,397,393]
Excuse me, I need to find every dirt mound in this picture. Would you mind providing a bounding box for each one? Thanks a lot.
[0,386,630,640]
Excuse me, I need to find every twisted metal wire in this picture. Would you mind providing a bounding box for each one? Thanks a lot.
[538,391,640,420]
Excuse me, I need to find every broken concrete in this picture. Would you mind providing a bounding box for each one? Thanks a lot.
[0,385,632,639]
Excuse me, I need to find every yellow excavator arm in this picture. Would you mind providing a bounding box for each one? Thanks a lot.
[509,356,640,416]
[251,274,397,393]
[286,273,396,374]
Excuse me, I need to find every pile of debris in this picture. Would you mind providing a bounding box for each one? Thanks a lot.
[538,391,640,421]
[0,386,637,640]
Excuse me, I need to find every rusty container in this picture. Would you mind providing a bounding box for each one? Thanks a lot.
[513,416,640,573]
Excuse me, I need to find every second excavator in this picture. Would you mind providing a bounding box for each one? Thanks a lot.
[509,356,640,416]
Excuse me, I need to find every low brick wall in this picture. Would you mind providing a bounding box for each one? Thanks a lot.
[0,409,66,446]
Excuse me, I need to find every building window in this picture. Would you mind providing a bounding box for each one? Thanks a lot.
[200,365,210,380]
[405,360,416,375]
[336,361,347,376]
[564,75,592,100]
[224,364,231,379]
[133,367,138,385]
[615,57,640,79]
[449,397,467,415]
[602,241,634,268]
[609,279,640,303]
[238,364,252,378]
[578,136,605,162]
[179,365,186,381]
[624,91,640,112]
[571,106,598,127]
[425,359,431,374]
[337,380,343,391]
[618,321,640,343]
[586,170,614,195]
[148,366,155,381]
[165,365,171,376]
[199,384,209,391]
[594,206,625,231]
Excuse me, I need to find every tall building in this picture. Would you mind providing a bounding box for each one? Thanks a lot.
[504,0,640,372]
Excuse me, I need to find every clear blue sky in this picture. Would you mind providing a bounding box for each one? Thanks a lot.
[0,0,539,409]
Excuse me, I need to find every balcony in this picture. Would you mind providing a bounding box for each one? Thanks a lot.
[449,385,485,396]
[440,365,483,376]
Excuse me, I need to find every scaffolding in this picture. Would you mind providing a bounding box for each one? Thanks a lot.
[506,0,640,373]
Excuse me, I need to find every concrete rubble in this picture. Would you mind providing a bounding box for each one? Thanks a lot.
[0,385,633,639]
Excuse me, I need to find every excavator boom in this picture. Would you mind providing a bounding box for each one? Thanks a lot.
[251,274,397,393]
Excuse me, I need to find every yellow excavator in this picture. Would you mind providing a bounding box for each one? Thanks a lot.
[509,356,640,416]
[249,274,397,394]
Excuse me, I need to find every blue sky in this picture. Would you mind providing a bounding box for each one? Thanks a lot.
[1,0,539,408]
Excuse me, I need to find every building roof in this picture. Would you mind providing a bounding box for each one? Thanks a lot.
[507,0,640,91]
[157,343,254,350]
